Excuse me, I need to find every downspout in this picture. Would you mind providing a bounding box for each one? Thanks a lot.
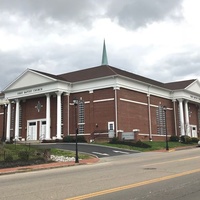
[67,94,70,135]
[147,86,152,141]
[114,87,119,137]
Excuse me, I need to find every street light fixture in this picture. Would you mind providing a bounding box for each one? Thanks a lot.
[163,106,169,151]
[73,98,79,163]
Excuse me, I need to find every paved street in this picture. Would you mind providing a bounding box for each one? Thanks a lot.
[0,147,200,200]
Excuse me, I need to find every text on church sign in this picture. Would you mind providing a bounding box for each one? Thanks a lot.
[17,88,43,95]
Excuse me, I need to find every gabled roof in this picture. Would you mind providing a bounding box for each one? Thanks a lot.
[58,65,165,87]
[31,65,196,91]
[58,65,116,82]
[31,69,63,81]
[107,65,165,88]
[164,79,196,90]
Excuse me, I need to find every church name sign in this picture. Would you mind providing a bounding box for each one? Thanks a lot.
[17,87,43,95]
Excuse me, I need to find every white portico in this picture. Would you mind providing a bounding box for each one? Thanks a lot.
[3,69,70,141]
[173,79,200,138]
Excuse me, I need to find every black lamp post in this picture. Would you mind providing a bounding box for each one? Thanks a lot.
[73,98,79,163]
[1,104,7,142]
[163,106,169,151]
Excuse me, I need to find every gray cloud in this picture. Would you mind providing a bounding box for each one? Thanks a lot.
[0,0,183,30]
[0,39,103,91]
[0,0,198,92]
[106,0,183,29]
[0,51,29,90]
[0,0,100,27]
[141,48,200,83]
[164,50,200,79]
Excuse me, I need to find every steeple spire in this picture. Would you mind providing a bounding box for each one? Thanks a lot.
[101,39,108,65]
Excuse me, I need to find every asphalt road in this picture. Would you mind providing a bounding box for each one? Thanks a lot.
[0,147,200,200]
[86,172,200,200]
[35,143,140,157]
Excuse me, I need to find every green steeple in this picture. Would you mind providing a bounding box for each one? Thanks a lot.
[101,39,108,65]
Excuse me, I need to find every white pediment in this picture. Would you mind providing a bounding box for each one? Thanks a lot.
[185,80,200,94]
[4,69,57,91]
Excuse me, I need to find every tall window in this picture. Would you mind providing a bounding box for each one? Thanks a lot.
[61,99,63,135]
[198,109,200,131]
[78,100,85,134]
[19,105,22,137]
[11,105,15,130]
[156,105,166,135]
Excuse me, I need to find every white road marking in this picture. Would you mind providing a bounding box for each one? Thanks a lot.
[92,152,109,156]
[113,150,130,154]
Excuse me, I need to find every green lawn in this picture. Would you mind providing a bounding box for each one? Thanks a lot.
[96,141,198,152]
[0,143,91,163]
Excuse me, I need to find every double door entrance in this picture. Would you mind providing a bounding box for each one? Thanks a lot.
[27,119,46,140]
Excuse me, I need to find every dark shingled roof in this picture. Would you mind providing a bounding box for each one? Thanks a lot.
[58,65,116,82]
[31,69,67,82]
[164,79,196,90]
[31,65,196,91]
[58,65,165,87]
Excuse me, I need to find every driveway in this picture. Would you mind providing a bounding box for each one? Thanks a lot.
[35,143,140,158]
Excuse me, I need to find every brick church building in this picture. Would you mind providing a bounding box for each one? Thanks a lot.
[1,43,200,142]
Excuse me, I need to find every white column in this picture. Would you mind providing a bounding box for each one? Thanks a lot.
[46,94,51,140]
[184,100,190,136]
[6,102,11,141]
[56,91,62,139]
[173,99,178,136]
[14,99,20,140]
[114,88,118,137]
[178,99,185,135]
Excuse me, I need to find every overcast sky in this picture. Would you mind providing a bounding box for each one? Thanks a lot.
[0,0,200,91]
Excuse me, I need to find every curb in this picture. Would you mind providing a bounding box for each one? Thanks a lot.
[0,157,99,176]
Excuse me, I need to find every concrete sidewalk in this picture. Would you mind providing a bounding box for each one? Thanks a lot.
[0,157,99,175]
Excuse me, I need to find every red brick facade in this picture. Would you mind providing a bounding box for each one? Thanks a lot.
[1,66,200,142]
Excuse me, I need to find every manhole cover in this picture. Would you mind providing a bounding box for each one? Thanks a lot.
[143,168,157,170]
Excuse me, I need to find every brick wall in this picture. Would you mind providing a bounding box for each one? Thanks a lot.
[68,88,115,136]
[117,88,175,138]
[4,87,198,141]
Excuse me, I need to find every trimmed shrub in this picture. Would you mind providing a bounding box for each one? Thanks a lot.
[18,150,29,161]
[109,138,151,148]
[63,136,75,143]
[191,137,199,143]
[41,140,55,143]
[170,135,179,142]
[63,135,87,143]
[109,137,119,144]
[180,135,192,144]
[5,154,13,162]
[77,135,87,143]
